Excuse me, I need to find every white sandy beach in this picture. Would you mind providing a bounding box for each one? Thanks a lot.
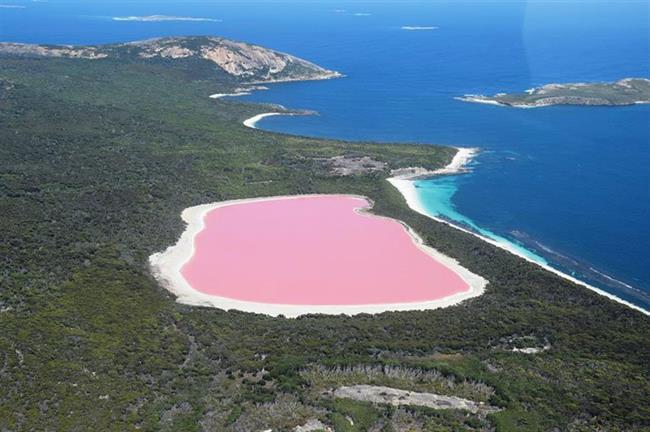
[454,96,507,107]
[390,147,478,180]
[209,91,251,99]
[208,85,300,129]
[251,70,344,85]
[387,148,650,316]
[209,85,270,100]
[243,112,288,129]
[455,95,580,109]
[432,147,477,175]
[149,194,488,318]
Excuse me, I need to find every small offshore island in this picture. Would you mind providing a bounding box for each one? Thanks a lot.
[2,34,650,432]
[458,78,650,107]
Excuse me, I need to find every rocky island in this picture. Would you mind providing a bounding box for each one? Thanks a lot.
[457,78,650,107]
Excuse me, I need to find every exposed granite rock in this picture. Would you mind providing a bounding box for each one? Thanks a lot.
[332,385,500,415]
[293,418,333,432]
[325,155,387,176]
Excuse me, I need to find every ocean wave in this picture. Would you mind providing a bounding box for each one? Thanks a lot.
[112,15,221,22]
[509,230,645,297]
[588,267,640,292]
[401,26,438,31]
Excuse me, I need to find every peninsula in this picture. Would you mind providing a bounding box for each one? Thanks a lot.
[457,78,650,107]
[0,36,341,85]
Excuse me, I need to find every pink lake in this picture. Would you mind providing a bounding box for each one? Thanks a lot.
[181,195,470,305]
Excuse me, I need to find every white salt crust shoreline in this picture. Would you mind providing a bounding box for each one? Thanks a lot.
[387,148,650,316]
[148,194,488,318]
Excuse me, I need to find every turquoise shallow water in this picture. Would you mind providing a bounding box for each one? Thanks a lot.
[1,0,649,310]
[413,174,547,265]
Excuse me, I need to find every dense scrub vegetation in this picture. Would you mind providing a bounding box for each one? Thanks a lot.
[1,56,649,431]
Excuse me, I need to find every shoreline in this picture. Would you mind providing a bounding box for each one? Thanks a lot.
[455,95,650,109]
[202,72,341,96]
[206,83,322,130]
[209,85,270,100]
[148,194,488,318]
[243,112,289,129]
[390,147,478,180]
[387,148,650,316]
[250,71,344,85]
[454,96,506,107]
[454,96,541,109]
[209,91,252,99]
[206,89,307,130]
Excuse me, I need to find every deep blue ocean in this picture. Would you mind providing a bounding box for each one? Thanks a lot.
[2,1,648,309]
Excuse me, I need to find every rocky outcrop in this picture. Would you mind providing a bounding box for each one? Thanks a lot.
[332,385,499,415]
[293,419,332,432]
[324,155,387,176]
